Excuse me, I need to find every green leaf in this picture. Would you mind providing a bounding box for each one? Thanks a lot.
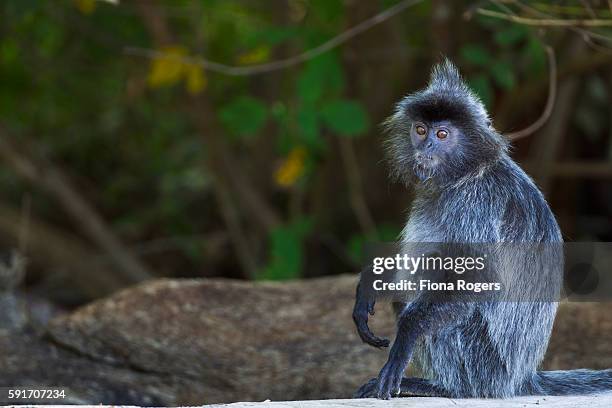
[270,101,287,120]
[347,234,368,264]
[525,38,546,74]
[259,217,313,280]
[347,223,401,263]
[310,0,344,22]
[320,100,369,137]
[270,102,294,154]
[474,13,504,29]
[297,105,325,150]
[219,96,267,138]
[0,39,19,65]
[247,27,300,48]
[494,26,527,47]
[467,74,493,109]
[460,44,492,66]
[36,19,64,57]
[377,223,402,241]
[490,62,516,90]
[297,53,345,103]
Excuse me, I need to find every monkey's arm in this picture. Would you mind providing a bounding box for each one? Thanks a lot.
[367,243,497,399]
[372,292,476,399]
[353,279,390,348]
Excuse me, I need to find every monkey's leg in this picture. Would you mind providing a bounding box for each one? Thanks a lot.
[355,377,449,398]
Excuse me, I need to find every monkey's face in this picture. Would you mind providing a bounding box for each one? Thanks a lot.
[410,120,460,181]
[384,60,508,187]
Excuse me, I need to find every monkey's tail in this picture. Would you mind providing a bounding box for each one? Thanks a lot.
[533,369,612,395]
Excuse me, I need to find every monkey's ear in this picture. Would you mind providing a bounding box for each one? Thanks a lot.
[486,119,492,128]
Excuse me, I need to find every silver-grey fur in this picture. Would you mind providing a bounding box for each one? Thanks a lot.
[352,60,612,399]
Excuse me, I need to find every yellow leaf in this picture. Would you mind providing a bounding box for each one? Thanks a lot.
[74,0,96,14]
[184,63,207,94]
[275,147,307,187]
[147,46,187,88]
[237,46,270,65]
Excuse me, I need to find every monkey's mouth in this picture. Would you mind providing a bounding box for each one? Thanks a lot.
[414,154,438,181]
[415,153,437,167]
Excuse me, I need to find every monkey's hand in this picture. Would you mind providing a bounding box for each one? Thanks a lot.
[373,350,409,399]
[352,283,390,348]
[354,348,408,399]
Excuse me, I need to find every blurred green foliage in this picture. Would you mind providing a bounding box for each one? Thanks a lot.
[220,95,268,138]
[0,0,609,295]
[260,217,313,280]
[459,21,546,108]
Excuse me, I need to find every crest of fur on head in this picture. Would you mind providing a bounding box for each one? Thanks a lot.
[384,59,508,186]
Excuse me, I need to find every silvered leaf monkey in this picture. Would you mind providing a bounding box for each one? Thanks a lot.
[353,60,612,399]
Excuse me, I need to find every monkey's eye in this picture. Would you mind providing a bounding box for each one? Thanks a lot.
[415,125,427,136]
[436,129,448,139]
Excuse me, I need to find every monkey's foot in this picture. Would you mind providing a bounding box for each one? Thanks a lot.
[354,378,378,398]
[354,377,448,399]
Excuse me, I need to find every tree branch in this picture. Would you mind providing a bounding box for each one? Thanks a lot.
[475,7,612,27]
[132,0,278,277]
[0,203,124,297]
[124,0,425,76]
[530,162,612,178]
[504,0,612,50]
[494,50,612,129]
[526,39,585,193]
[0,131,152,284]
[506,46,556,141]
[338,137,377,237]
